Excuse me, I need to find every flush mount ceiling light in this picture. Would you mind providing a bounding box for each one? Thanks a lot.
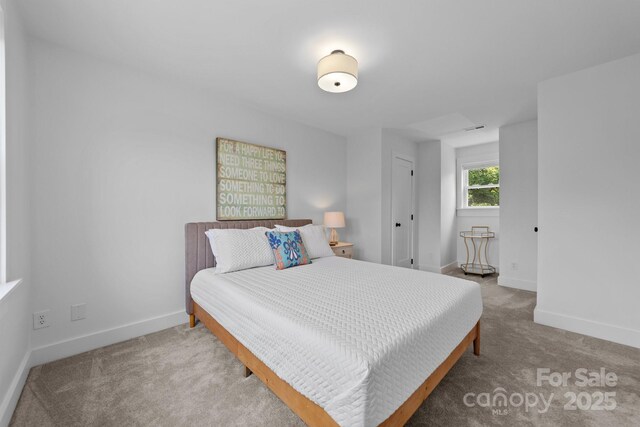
[317,50,358,93]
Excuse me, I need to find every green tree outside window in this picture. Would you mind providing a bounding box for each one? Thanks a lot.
[466,166,499,207]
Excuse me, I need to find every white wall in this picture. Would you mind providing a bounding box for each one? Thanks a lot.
[536,53,640,348]
[417,141,441,271]
[416,140,457,273]
[381,129,418,266]
[346,128,382,262]
[456,217,499,270]
[499,120,537,291]
[0,0,31,425]
[347,129,419,266]
[440,143,457,267]
[455,142,500,269]
[0,284,29,427]
[27,40,347,357]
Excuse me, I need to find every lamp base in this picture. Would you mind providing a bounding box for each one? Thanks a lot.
[329,228,339,246]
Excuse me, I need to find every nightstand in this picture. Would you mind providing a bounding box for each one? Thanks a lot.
[331,242,353,259]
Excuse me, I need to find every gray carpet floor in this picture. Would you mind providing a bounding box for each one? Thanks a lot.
[10,272,640,426]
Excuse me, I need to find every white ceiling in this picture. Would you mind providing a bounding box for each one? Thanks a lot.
[17,0,640,139]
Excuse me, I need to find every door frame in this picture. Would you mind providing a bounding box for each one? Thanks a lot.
[390,152,415,268]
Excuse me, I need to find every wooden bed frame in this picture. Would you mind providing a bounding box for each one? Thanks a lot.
[185,220,480,426]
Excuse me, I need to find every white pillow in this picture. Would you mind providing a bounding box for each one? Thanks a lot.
[275,224,335,259]
[205,227,274,273]
[205,226,268,260]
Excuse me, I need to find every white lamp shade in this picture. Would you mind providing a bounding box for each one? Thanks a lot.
[324,211,346,228]
[317,50,358,93]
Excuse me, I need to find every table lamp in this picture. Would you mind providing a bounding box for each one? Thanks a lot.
[324,211,345,246]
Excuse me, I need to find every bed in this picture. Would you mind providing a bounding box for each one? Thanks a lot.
[185,220,482,427]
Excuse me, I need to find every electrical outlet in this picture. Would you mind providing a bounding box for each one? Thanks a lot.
[33,310,51,330]
[71,303,86,321]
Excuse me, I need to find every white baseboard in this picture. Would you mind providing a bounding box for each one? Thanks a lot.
[534,307,640,349]
[440,261,459,274]
[498,276,537,292]
[0,350,32,427]
[1,310,188,424]
[419,262,459,274]
[31,310,189,367]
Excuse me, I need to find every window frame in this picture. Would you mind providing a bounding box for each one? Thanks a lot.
[0,8,5,284]
[0,8,25,302]
[457,156,500,216]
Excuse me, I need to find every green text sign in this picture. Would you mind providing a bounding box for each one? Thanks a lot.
[216,138,286,220]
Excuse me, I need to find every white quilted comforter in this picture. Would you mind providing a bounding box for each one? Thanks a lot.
[191,257,482,426]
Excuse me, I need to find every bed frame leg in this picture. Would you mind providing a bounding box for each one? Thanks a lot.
[244,366,253,378]
[473,321,480,356]
[189,314,196,328]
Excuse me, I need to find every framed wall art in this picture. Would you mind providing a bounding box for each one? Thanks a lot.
[216,137,286,220]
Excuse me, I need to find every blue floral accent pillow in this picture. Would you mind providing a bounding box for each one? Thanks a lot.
[265,230,312,270]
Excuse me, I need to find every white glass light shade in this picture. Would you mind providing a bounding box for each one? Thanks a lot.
[324,211,346,228]
[317,50,358,93]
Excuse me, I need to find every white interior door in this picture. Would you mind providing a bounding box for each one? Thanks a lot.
[392,156,414,268]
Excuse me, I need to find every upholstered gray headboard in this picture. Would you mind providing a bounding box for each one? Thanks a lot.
[184,219,312,314]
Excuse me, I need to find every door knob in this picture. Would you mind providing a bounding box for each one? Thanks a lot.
[395,223,401,227]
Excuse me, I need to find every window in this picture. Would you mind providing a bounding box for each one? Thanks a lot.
[460,161,500,208]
